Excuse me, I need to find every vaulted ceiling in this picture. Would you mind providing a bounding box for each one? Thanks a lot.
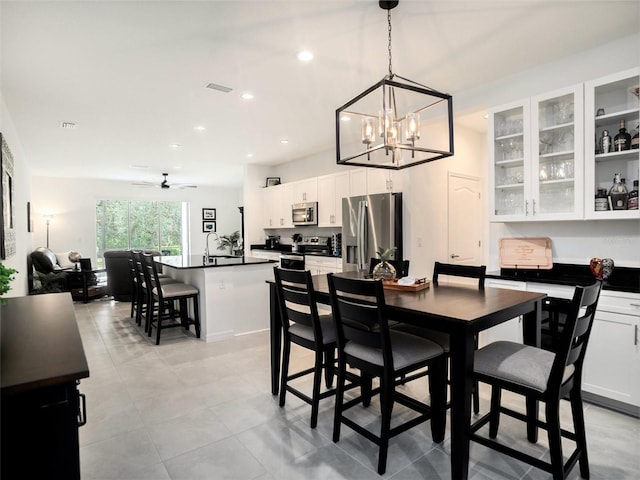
[2,1,638,187]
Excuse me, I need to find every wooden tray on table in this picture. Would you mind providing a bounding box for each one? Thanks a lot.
[383,278,430,292]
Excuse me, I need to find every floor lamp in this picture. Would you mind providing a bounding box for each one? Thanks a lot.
[43,215,53,248]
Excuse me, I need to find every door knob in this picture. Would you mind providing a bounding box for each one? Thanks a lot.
[450,254,460,259]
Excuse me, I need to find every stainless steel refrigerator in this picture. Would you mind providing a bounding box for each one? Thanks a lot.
[342,192,403,273]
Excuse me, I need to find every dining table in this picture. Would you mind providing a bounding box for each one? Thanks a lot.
[267,271,546,480]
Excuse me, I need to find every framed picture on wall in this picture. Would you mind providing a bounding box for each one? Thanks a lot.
[266,177,281,187]
[202,221,216,233]
[202,208,216,220]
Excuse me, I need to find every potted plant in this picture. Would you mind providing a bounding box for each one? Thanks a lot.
[217,231,241,256]
[372,246,397,281]
[0,263,18,302]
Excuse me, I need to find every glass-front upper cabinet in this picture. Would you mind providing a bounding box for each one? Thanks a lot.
[585,68,640,220]
[488,100,531,221]
[531,85,584,220]
[489,84,583,222]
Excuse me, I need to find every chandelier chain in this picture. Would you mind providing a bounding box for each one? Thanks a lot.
[387,9,393,76]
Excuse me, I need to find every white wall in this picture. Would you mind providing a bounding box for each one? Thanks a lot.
[30,176,242,264]
[0,95,32,296]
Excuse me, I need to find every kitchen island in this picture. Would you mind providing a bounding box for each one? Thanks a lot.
[156,255,277,342]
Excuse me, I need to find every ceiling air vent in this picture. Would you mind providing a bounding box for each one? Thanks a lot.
[60,122,77,129]
[205,82,233,93]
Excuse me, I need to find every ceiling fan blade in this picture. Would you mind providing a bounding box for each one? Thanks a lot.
[172,184,198,189]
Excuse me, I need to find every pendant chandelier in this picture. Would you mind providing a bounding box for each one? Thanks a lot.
[336,0,454,170]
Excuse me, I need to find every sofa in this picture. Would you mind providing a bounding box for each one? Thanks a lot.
[103,249,161,302]
[30,247,83,293]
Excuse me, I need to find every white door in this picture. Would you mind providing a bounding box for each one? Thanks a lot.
[448,173,482,265]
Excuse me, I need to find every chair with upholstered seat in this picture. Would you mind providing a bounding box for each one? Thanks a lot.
[274,267,351,428]
[471,281,602,480]
[327,273,447,475]
[368,258,410,279]
[141,253,200,345]
[394,261,486,412]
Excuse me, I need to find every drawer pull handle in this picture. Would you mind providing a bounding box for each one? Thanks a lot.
[78,392,87,427]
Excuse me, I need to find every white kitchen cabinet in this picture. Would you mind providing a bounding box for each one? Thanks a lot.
[305,256,342,276]
[584,67,640,220]
[582,290,640,411]
[349,168,401,197]
[489,84,584,221]
[293,178,318,203]
[317,172,349,227]
[263,183,294,229]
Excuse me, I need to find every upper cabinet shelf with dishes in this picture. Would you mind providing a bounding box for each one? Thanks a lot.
[585,68,640,220]
[489,84,584,222]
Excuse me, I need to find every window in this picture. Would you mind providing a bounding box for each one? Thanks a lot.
[95,200,189,267]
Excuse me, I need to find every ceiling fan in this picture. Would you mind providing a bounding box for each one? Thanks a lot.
[132,173,197,189]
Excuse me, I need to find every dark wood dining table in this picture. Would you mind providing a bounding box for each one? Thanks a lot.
[267,272,546,480]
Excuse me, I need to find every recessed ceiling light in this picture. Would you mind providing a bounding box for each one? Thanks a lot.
[247,153,254,158]
[60,122,77,129]
[194,125,206,131]
[297,50,313,62]
[280,139,289,144]
[170,143,181,148]
[130,164,150,170]
[340,115,351,122]
[241,92,254,100]
[174,165,182,170]
[483,114,489,120]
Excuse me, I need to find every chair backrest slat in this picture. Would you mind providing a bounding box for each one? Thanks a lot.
[433,261,486,289]
[548,281,602,392]
[274,267,324,343]
[328,273,392,366]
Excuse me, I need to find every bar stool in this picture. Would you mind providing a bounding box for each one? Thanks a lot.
[132,251,178,331]
[141,253,200,345]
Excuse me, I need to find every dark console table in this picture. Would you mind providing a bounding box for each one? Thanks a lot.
[1,293,89,479]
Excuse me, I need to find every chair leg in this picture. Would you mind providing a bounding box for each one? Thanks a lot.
[429,356,447,443]
[546,399,564,480]
[526,395,539,443]
[279,337,291,408]
[473,380,480,414]
[377,374,394,475]
[570,388,590,479]
[324,347,335,389]
[489,385,502,439]
[192,295,201,338]
[310,349,323,429]
[155,300,165,345]
[361,372,373,407]
[333,360,347,443]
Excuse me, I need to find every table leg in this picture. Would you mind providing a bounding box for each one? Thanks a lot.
[448,329,476,480]
[269,283,281,396]
[82,272,89,303]
[523,299,543,443]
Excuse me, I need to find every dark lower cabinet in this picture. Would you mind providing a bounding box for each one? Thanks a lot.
[1,294,90,480]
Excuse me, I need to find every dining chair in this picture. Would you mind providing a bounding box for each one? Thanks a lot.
[141,253,201,345]
[471,281,602,480]
[368,258,410,278]
[132,251,179,331]
[327,273,447,475]
[394,261,487,413]
[273,267,353,428]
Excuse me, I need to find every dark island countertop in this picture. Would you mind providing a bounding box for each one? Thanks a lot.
[486,263,640,294]
[156,254,277,270]
[1,293,90,396]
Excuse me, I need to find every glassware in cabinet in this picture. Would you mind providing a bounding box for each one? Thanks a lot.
[585,68,640,219]
[489,101,530,220]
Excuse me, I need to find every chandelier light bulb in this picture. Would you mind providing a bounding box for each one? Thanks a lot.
[362,118,376,145]
[405,112,421,142]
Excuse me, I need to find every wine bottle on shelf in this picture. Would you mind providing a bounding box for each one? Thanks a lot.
[598,130,612,154]
[613,120,631,151]
[631,123,639,150]
[608,173,628,210]
[628,180,639,210]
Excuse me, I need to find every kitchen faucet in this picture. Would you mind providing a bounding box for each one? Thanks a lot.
[204,232,219,263]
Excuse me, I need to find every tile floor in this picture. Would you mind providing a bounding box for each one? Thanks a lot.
[76,298,640,479]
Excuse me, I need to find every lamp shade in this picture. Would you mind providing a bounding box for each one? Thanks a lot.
[336,74,454,170]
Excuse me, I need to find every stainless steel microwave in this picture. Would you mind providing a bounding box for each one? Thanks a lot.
[292,202,317,226]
